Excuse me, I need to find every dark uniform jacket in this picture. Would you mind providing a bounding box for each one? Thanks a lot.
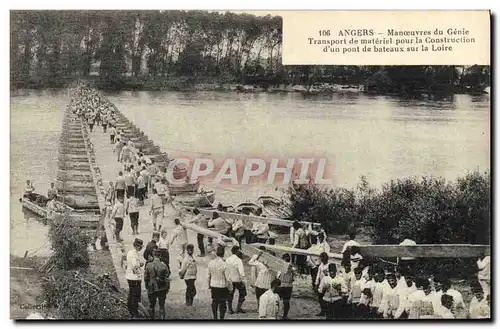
[144,258,171,294]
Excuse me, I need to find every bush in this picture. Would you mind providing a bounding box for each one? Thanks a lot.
[364,171,490,246]
[48,215,92,270]
[43,271,129,320]
[44,216,137,319]
[284,176,374,234]
[283,171,490,277]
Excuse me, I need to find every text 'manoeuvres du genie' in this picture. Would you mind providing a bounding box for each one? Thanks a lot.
[282,11,490,65]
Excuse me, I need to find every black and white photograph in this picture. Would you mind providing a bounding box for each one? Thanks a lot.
[9,9,491,321]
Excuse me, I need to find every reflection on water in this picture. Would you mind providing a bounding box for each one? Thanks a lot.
[10,89,490,255]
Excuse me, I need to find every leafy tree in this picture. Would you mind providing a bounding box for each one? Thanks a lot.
[9,11,491,92]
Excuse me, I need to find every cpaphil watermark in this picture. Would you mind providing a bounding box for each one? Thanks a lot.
[164,156,333,185]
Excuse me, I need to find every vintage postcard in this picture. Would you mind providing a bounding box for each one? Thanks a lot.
[10,10,491,321]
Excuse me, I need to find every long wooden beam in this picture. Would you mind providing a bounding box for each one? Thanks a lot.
[253,243,491,260]
[183,206,321,229]
[354,244,490,258]
[240,243,287,273]
[252,243,343,262]
[179,222,234,243]
[174,204,287,271]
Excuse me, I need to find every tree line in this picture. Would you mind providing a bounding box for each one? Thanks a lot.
[10,10,490,93]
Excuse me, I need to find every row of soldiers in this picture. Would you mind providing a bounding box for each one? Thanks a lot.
[122,222,490,320]
[70,85,117,133]
[309,258,490,319]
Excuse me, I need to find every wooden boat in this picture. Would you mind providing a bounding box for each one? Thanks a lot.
[59,135,84,140]
[121,127,145,135]
[56,187,96,193]
[64,211,101,229]
[58,148,88,155]
[56,194,100,210]
[61,128,82,133]
[58,159,93,166]
[147,152,169,163]
[58,152,88,158]
[22,197,99,228]
[133,141,158,151]
[234,202,262,215]
[58,159,91,166]
[60,133,84,138]
[56,175,93,182]
[58,164,91,171]
[339,85,363,93]
[172,190,215,208]
[255,195,292,219]
[168,181,200,195]
[60,143,87,149]
[138,147,162,156]
[182,204,234,214]
[119,129,140,136]
[216,204,235,212]
[58,154,89,161]
[125,137,145,145]
[56,181,95,190]
[57,170,92,180]
[21,196,73,219]
[167,177,200,194]
[256,195,281,206]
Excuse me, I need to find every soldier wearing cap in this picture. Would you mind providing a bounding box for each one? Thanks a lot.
[144,248,171,319]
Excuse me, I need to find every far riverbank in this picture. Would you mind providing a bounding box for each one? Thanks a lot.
[11,75,490,97]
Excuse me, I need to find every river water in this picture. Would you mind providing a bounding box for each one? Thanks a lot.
[10,89,68,256]
[10,89,490,256]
